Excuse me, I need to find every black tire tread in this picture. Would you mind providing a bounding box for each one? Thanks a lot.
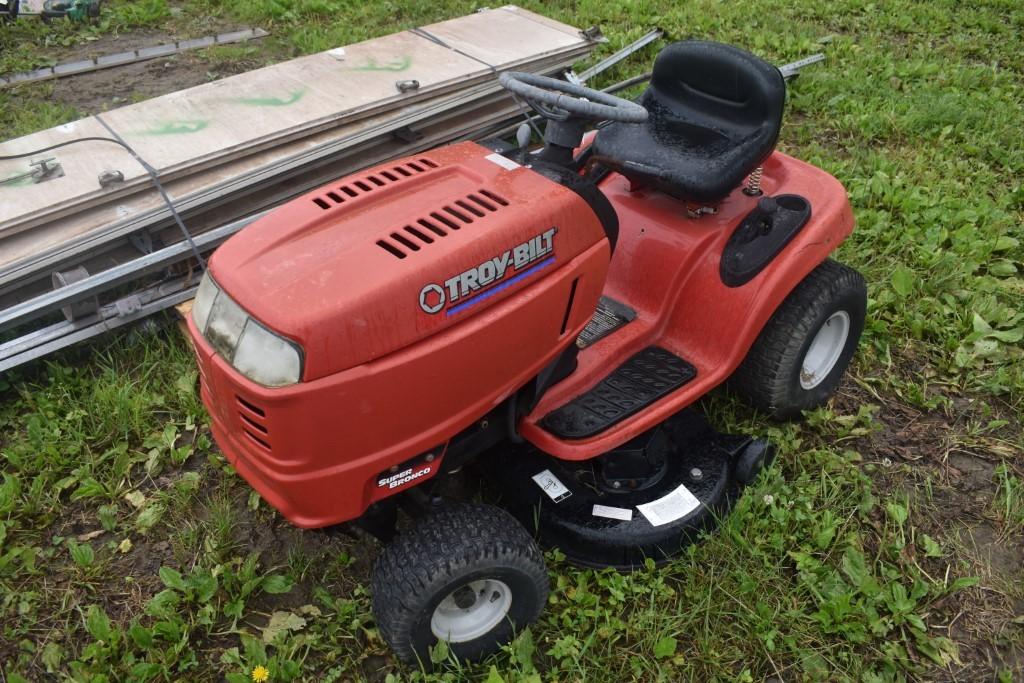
[731,259,866,419]
[371,503,548,664]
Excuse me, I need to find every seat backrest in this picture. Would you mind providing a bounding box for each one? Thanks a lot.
[591,41,786,203]
[647,41,785,140]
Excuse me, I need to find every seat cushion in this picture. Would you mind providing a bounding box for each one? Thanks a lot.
[592,41,785,204]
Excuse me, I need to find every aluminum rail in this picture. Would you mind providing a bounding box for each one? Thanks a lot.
[0,278,201,372]
[0,29,270,89]
[779,53,825,79]
[574,29,663,83]
[0,212,266,333]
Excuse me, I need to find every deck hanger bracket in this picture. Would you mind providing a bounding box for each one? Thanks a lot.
[0,157,64,186]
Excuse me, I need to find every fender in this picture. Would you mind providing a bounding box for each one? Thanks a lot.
[520,150,855,459]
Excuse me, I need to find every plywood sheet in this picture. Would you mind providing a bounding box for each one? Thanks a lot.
[421,5,582,66]
[0,6,590,235]
[0,50,587,283]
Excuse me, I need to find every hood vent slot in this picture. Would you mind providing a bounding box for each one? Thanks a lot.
[312,157,438,210]
[236,395,271,451]
[376,189,508,259]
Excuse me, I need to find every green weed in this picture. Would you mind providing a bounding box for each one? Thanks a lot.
[993,463,1024,537]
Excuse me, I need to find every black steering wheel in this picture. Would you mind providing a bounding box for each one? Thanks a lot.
[498,72,648,124]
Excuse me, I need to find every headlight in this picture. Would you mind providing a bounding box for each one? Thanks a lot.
[191,273,218,332]
[233,319,302,387]
[205,287,249,360]
[192,272,304,387]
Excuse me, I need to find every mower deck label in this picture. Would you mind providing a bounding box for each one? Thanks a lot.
[592,504,633,521]
[636,484,701,527]
[531,469,571,503]
[419,227,557,316]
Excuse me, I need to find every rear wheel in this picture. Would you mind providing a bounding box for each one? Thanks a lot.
[371,503,549,665]
[731,259,866,419]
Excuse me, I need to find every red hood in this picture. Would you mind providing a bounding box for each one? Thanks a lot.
[209,141,607,380]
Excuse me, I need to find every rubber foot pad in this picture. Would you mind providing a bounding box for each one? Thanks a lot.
[541,346,696,439]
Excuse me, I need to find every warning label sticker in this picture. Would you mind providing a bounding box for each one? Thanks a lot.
[636,484,701,527]
[577,296,637,349]
[532,469,572,503]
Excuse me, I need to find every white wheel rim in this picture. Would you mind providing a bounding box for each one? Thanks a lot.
[430,579,512,643]
[800,311,851,390]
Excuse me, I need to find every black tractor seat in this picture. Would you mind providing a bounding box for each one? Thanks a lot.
[591,40,786,204]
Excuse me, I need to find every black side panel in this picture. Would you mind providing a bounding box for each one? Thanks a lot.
[531,161,619,251]
[720,194,812,287]
[541,346,696,439]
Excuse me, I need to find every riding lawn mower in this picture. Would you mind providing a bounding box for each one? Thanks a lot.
[186,40,867,663]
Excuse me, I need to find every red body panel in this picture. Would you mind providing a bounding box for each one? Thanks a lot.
[189,140,852,528]
[520,151,854,458]
[191,142,609,527]
[212,142,606,380]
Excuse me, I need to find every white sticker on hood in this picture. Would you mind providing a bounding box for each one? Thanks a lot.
[484,152,521,171]
[636,484,701,527]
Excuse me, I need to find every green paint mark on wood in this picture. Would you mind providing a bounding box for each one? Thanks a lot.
[229,89,305,107]
[141,120,208,135]
[0,174,34,188]
[353,55,412,72]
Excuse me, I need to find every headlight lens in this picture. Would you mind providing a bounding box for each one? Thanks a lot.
[205,289,249,360]
[192,272,303,387]
[233,318,302,387]
[191,272,218,332]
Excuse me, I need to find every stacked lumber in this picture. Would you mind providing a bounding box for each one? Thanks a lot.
[0,6,596,301]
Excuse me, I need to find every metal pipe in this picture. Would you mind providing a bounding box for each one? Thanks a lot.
[575,29,663,83]
[0,212,265,333]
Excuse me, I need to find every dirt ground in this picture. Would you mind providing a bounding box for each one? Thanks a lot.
[19,24,280,117]
[832,383,1024,677]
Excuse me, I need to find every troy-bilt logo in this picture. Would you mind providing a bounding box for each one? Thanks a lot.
[419,227,557,315]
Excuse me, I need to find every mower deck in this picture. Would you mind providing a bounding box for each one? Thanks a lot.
[489,409,766,568]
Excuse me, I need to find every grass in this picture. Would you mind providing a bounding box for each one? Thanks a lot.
[2,0,1023,681]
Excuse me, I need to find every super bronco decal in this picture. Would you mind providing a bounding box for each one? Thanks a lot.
[419,227,557,315]
[377,465,432,490]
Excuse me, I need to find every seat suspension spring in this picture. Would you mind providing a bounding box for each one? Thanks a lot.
[743,166,764,196]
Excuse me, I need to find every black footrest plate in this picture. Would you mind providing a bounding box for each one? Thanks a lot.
[541,346,697,440]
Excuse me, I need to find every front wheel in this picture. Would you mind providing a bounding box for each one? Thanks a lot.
[730,259,867,419]
[371,503,549,665]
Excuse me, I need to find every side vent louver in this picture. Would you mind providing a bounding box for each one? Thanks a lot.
[311,157,438,211]
[376,189,509,260]
[236,395,271,451]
